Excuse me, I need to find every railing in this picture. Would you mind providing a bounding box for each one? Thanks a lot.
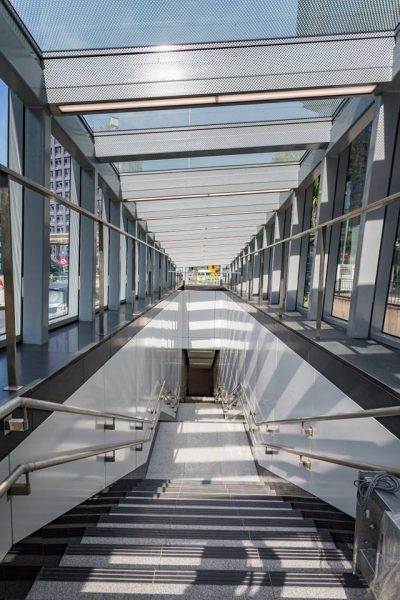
[221,383,400,477]
[0,164,178,390]
[0,395,158,432]
[230,188,400,340]
[0,381,170,497]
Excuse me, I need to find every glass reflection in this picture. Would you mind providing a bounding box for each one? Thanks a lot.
[332,123,372,321]
[383,217,400,337]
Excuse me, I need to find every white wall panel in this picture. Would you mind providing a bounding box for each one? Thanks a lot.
[0,294,182,561]
[212,291,400,517]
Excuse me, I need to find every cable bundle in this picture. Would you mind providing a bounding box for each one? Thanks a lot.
[354,473,400,507]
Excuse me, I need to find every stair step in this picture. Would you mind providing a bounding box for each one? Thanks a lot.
[96,514,316,529]
[84,526,328,543]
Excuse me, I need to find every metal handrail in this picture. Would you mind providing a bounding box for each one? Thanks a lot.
[259,405,400,427]
[238,188,400,261]
[0,396,155,424]
[0,164,170,258]
[224,384,400,478]
[0,383,166,498]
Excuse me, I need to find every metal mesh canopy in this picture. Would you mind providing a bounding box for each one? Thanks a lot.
[8,0,400,52]
[3,0,396,268]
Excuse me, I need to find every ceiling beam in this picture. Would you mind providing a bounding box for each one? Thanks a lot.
[43,35,393,107]
[94,119,330,162]
[120,164,298,200]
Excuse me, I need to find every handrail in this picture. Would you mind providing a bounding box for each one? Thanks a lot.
[259,405,400,427]
[238,188,400,260]
[0,164,170,258]
[0,382,166,498]
[0,396,155,424]
[223,383,400,478]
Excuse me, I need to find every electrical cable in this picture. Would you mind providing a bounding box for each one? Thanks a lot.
[354,472,400,507]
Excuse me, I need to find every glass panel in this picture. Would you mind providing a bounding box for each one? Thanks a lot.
[332,123,372,320]
[9,0,400,51]
[85,99,343,132]
[303,176,320,308]
[0,79,8,336]
[49,136,70,321]
[116,151,305,173]
[383,217,400,337]
[95,188,107,308]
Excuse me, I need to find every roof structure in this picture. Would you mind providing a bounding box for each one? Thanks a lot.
[3,0,400,266]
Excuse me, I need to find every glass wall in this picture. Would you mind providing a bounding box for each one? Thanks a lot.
[48,136,70,321]
[331,123,372,320]
[383,217,400,337]
[302,176,320,308]
[0,79,8,335]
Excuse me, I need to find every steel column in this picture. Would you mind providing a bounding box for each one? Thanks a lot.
[131,238,137,314]
[258,250,264,306]
[315,227,327,340]
[98,222,105,335]
[0,174,20,390]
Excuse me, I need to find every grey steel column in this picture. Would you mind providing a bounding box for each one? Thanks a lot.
[258,249,264,306]
[138,229,146,300]
[108,199,121,310]
[286,191,305,310]
[23,108,50,343]
[0,174,20,390]
[8,91,23,340]
[278,239,287,319]
[247,246,253,300]
[240,255,244,296]
[348,95,400,338]
[79,168,96,321]
[131,238,137,314]
[315,227,327,339]
[270,211,284,305]
[158,252,162,300]
[98,222,105,335]
[309,155,339,320]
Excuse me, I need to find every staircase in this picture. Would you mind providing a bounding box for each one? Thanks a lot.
[2,404,370,599]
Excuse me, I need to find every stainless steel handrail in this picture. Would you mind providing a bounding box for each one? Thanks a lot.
[239,189,400,260]
[0,164,169,257]
[224,383,400,477]
[260,405,400,426]
[0,396,155,424]
[0,383,166,498]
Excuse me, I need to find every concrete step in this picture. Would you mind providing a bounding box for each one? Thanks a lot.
[27,566,368,600]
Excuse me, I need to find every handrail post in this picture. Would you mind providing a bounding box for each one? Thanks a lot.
[0,173,21,391]
[315,226,327,340]
[98,222,105,336]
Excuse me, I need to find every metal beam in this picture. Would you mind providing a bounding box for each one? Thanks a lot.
[43,35,393,107]
[95,119,330,162]
[121,164,298,200]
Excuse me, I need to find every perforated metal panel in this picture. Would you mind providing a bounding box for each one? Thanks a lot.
[9,0,400,52]
[120,163,298,200]
[43,36,393,104]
